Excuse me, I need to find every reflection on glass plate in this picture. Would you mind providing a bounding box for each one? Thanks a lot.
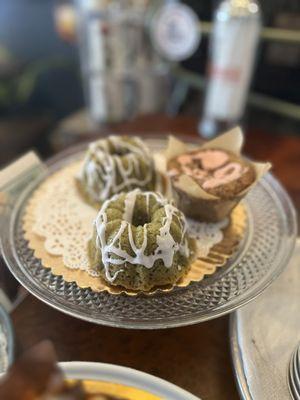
[0,305,14,373]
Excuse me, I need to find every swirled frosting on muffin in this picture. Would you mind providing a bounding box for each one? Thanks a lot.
[168,148,255,198]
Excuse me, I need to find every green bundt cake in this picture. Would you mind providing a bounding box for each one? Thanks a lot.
[78,135,155,205]
[88,189,194,291]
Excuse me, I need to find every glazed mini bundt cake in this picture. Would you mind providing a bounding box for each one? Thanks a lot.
[88,189,194,291]
[78,136,155,205]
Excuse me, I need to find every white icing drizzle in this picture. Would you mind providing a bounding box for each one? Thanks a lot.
[95,189,190,283]
[79,136,154,202]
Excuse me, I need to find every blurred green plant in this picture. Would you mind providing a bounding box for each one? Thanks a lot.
[0,44,76,114]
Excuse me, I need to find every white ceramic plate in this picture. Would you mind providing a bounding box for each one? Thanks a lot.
[230,239,300,400]
[60,361,201,400]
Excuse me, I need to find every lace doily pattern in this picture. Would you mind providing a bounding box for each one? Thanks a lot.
[23,159,247,295]
[29,161,98,276]
[188,218,229,257]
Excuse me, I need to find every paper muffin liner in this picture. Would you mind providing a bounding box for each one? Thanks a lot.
[22,157,247,296]
[165,127,271,222]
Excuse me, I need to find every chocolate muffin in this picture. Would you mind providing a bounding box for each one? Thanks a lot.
[168,148,256,198]
[167,148,256,222]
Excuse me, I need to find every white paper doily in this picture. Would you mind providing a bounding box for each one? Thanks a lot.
[29,160,229,278]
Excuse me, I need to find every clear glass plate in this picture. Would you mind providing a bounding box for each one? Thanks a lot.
[0,138,297,329]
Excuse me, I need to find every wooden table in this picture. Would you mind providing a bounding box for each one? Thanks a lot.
[11,115,300,400]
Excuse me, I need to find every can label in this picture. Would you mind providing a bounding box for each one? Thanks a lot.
[205,17,260,120]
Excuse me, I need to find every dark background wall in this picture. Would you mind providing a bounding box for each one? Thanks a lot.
[0,0,299,118]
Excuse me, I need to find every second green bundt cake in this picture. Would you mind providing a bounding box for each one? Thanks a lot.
[78,135,155,205]
[88,189,194,291]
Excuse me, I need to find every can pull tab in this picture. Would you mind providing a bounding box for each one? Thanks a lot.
[0,151,47,213]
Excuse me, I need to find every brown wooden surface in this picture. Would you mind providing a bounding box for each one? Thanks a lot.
[11,115,300,400]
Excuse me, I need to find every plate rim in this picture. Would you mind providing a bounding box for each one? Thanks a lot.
[59,360,201,400]
[230,239,300,400]
[229,313,253,400]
